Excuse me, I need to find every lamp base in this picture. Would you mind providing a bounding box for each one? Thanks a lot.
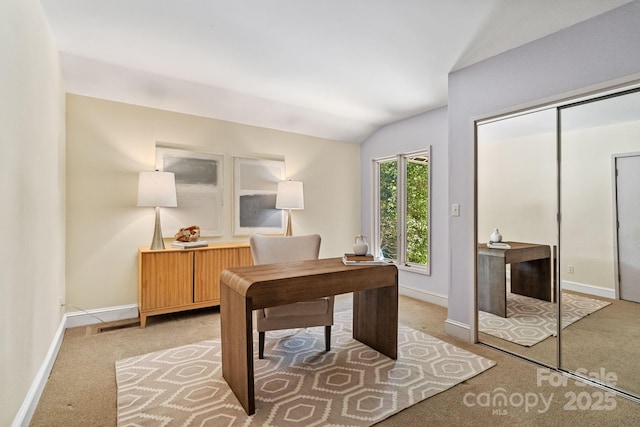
[150,206,166,250]
[284,209,292,236]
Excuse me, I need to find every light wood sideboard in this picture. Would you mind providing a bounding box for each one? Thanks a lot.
[138,242,252,327]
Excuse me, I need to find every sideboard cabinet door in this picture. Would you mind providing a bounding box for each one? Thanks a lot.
[139,251,193,311]
[194,246,253,303]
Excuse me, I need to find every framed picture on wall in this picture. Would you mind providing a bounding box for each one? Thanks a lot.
[156,146,224,237]
[233,156,286,235]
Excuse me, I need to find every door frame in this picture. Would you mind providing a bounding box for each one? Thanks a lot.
[612,151,640,300]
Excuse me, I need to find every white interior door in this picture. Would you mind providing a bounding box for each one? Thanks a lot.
[615,153,640,303]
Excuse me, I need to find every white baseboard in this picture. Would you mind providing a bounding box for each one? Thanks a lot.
[444,318,471,342]
[15,291,467,425]
[12,304,139,426]
[12,314,67,427]
[399,285,448,308]
[561,280,615,299]
[64,304,139,328]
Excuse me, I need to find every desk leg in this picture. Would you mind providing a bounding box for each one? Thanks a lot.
[353,284,398,359]
[511,258,551,302]
[477,254,507,317]
[220,283,255,415]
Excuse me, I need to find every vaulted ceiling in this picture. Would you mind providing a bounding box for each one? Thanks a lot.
[40,0,632,142]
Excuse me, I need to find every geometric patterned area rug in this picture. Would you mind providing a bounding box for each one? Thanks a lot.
[116,310,495,426]
[479,292,610,347]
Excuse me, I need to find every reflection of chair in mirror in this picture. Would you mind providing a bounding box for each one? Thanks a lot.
[249,234,334,359]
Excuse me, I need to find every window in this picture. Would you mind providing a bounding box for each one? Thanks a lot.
[374,148,431,273]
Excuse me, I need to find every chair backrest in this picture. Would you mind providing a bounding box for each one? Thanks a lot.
[249,234,321,265]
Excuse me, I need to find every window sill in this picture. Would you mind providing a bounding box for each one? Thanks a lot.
[395,262,430,276]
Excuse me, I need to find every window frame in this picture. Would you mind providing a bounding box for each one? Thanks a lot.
[373,147,431,275]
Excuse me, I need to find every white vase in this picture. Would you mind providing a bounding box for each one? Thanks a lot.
[490,228,502,243]
[353,235,369,255]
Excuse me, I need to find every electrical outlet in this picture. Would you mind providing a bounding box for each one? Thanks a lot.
[568,265,575,274]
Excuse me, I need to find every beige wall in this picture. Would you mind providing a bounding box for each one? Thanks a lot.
[66,95,361,310]
[562,119,640,289]
[478,118,640,291]
[0,1,66,425]
[477,130,557,248]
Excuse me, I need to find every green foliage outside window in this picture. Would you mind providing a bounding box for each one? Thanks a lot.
[378,155,429,266]
[379,160,397,260]
[406,160,428,264]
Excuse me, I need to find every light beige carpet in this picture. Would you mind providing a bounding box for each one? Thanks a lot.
[116,310,495,426]
[479,292,611,347]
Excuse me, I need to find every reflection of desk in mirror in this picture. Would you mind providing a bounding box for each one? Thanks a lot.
[477,242,552,317]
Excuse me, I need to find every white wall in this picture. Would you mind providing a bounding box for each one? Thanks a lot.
[562,119,640,290]
[66,95,361,310]
[478,116,640,295]
[477,112,557,248]
[447,0,640,341]
[0,1,66,425]
[360,107,449,305]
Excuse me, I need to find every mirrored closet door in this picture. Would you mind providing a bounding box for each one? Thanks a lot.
[559,89,640,398]
[476,108,559,367]
[476,85,640,400]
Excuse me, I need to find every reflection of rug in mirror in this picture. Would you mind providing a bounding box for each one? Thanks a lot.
[116,310,495,426]
[479,292,611,347]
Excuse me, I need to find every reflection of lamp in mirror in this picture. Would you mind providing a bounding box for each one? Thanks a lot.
[137,171,177,250]
[276,180,304,236]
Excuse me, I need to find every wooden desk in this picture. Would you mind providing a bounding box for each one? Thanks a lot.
[220,257,398,415]
[477,242,552,317]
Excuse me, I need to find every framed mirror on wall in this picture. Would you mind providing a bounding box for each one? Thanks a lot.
[475,84,640,401]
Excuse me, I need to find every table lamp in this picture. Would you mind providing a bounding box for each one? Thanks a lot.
[137,171,177,250]
[275,180,304,236]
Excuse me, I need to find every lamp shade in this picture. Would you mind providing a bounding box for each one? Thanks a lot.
[137,171,177,208]
[276,180,304,210]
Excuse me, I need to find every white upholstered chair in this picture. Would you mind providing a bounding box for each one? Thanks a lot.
[249,234,334,359]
